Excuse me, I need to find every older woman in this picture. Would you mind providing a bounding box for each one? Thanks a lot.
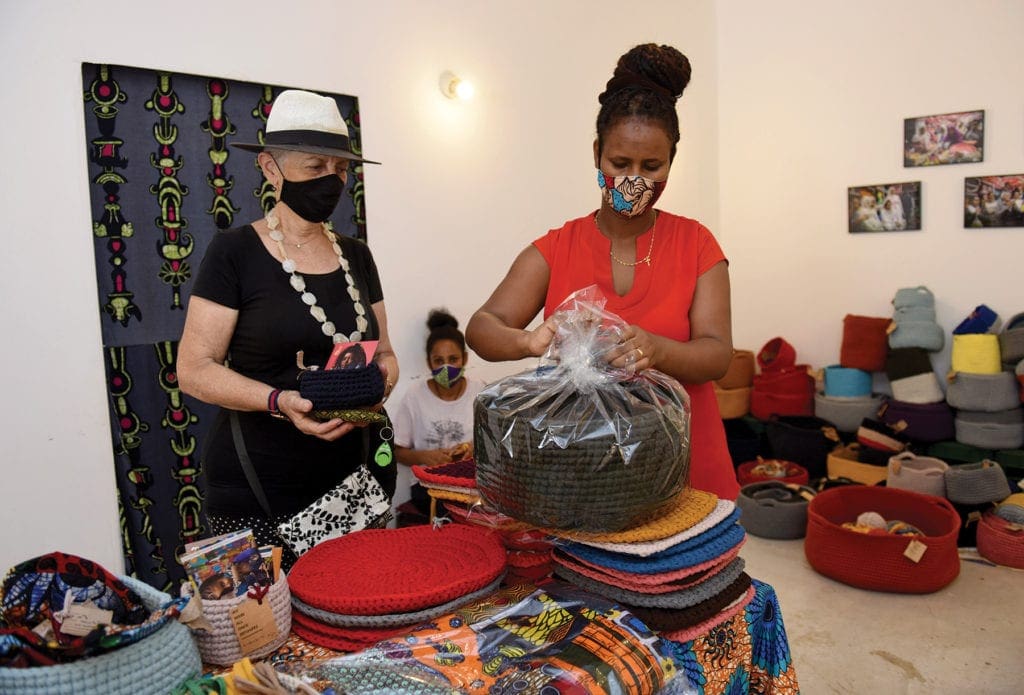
[178,89,398,569]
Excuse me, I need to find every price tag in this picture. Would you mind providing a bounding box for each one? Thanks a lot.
[903,539,927,563]
[59,603,113,636]
[230,598,278,655]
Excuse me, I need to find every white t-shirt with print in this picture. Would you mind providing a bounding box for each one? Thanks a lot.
[392,377,485,450]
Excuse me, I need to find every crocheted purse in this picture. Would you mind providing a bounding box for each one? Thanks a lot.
[298,363,385,420]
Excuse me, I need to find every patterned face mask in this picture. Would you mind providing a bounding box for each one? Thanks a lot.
[596,170,667,219]
[431,364,465,389]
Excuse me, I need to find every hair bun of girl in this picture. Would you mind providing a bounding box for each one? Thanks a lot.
[427,308,459,331]
[599,43,691,104]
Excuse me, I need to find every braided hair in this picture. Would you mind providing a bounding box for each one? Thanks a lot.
[425,308,466,356]
[596,44,692,161]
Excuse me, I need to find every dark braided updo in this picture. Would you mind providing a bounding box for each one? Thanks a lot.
[596,44,692,160]
[426,308,466,356]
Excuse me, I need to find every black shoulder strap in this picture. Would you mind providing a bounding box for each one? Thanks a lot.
[229,410,276,521]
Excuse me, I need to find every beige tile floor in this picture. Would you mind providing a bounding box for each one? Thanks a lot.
[739,536,1022,694]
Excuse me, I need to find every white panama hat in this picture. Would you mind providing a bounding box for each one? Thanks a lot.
[231,89,380,164]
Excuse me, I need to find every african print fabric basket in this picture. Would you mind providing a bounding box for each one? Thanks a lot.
[187,572,292,666]
[473,286,691,532]
[0,575,201,695]
[804,486,961,593]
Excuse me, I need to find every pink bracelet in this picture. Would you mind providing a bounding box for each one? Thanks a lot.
[267,388,287,419]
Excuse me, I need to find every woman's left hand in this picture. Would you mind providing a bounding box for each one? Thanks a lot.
[607,324,655,372]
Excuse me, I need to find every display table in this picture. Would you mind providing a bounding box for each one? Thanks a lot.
[212,578,798,694]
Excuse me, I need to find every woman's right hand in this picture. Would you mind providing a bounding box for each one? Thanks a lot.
[420,449,454,467]
[522,315,560,357]
[277,389,357,441]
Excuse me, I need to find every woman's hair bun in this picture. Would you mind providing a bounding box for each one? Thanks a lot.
[427,308,459,331]
[600,43,691,104]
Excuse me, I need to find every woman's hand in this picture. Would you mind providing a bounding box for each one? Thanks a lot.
[522,315,560,357]
[607,324,655,372]
[277,389,357,441]
[421,449,454,466]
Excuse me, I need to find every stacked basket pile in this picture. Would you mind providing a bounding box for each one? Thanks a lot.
[286,524,507,651]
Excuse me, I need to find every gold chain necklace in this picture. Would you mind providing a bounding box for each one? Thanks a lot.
[604,211,657,267]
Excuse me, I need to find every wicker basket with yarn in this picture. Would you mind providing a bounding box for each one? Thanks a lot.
[474,375,690,532]
[188,573,292,666]
[0,576,201,695]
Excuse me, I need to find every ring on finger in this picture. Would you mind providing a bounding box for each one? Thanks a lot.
[635,347,644,359]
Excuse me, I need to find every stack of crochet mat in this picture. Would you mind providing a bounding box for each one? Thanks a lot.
[548,488,754,642]
[414,459,557,584]
[287,524,507,651]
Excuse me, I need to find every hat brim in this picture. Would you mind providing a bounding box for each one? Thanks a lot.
[230,141,381,165]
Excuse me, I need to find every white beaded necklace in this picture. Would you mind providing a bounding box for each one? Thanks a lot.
[266,210,368,343]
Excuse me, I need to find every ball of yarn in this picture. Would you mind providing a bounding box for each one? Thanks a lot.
[886,520,924,536]
[856,511,887,529]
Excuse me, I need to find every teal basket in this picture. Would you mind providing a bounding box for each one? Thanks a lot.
[0,575,201,695]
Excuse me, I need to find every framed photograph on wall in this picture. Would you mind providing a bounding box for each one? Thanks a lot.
[964,175,1024,228]
[903,109,984,167]
[848,182,921,233]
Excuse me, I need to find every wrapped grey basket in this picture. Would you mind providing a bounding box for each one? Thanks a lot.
[814,392,884,433]
[946,371,1020,412]
[737,481,815,539]
[886,452,949,498]
[999,312,1024,364]
[944,460,1012,505]
[955,408,1024,450]
[474,376,689,532]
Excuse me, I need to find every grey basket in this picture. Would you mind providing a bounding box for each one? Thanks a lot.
[944,460,1012,505]
[814,392,884,433]
[474,379,689,532]
[887,452,949,498]
[947,372,1021,412]
[737,481,815,539]
[955,408,1024,450]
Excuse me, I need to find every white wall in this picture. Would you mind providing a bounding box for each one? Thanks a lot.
[717,0,1024,373]
[0,1,718,573]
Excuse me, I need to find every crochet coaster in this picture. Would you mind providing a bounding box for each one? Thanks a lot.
[411,458,477,488]
[288,524,506,615]
[560,522,746,575]
[552,539,744,590]
[290,574,504,627]
[552,544,738,595]
[624,572,752,633]
[542,488,717,544]
[554,557,746,609]
[662,584,757,643]
[290,610,407,652]
[570,500,735,557]
[420,481,478,497]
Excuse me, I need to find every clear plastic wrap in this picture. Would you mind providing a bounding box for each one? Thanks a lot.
[275,581,697,694]
[474,285,691,532]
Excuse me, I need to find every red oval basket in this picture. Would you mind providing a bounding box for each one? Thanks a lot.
[737,459,809,486]
[976,511,1024,569]
[804,486,961,593]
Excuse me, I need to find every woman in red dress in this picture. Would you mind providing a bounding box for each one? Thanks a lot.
[466,43,738,499]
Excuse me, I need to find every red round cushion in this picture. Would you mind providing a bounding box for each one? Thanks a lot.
[288,524,506,615]
[804,486,960,593]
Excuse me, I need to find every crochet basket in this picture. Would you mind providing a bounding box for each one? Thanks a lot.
[998,312,1024,364]
[0,576,201,695]
[822,365,872,398]
[879,399,955,443]
[886,451,949,498]
[737,481,815,539]
[826,443,887,485]
[736,458,809,486]
[474,374,689,532]
[189,572,292,666]
[840,314,891,372]
[975,511,1024,569]
[814,392,884,434]
[946,371,1021,412]
[804,486,961,593]
[714,385,751,419]
[716,349,756,390]
[298,363,385,420]
[764,415,840,480]
[943,460,1012,506]
[954,408,1024,450]
[950,333,1002,375]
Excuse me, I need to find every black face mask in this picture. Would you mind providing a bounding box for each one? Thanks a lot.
[278,172,345,222]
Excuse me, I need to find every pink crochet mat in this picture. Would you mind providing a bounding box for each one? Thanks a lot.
[411,458,477,488]
[552,542,742,595]
[288,524,506,615]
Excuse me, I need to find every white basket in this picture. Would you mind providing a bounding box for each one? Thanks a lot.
[189,573,292,666]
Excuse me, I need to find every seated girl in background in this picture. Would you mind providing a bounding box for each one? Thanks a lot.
[393,309,486,515]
